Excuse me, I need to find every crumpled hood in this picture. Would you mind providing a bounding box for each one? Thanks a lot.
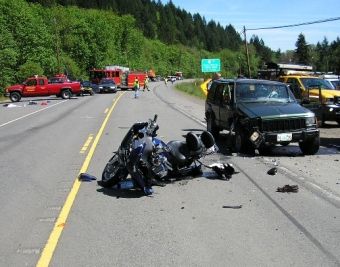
[237,102,312,119]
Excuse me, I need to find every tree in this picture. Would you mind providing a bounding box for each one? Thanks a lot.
[17,61,44,81]
[294,33,310,65]
[0,15,18,89]
[250,35,273,66]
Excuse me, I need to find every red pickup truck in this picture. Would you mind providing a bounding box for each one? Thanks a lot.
[5,75,82,102]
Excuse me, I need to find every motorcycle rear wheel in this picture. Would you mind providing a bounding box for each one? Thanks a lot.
[101,154,128,188]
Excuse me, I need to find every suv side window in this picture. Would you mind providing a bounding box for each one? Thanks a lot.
[222,84,232,104]
[207,82,217,102]
[214,83,224,104]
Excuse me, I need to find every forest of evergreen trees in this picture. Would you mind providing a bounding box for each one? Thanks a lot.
[0,0,339,95]
[27,0,244,52]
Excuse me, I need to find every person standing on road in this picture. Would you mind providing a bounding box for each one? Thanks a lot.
[143,77,150,91]
[133,78,140,98]
[164,77,168,86]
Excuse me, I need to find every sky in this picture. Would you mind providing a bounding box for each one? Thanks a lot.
[161,0,340,51]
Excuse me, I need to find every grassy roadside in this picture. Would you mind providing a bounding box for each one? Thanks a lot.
[174,79,206,99]
[0,95,9,103]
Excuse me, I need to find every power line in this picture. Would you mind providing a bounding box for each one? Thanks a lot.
[246,17,340,31]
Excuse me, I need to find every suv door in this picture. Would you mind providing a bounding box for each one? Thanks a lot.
[206,82,218,120]
[213,83,224,125]
[218,82,234,129]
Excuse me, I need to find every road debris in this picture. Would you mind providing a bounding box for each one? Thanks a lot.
[222,205,242,209]
[28,101,38,105]
[3,103,21,108]
[276,184,299,193]
[267,167,278,175]
[78,173,97,182]
[209,163,235,180]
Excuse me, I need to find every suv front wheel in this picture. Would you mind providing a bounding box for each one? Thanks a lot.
[299,136,320,155]
[234,129,255,155]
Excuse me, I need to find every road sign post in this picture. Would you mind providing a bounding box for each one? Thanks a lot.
[201,58,221,73]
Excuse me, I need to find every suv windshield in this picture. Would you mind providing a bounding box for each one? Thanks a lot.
[100,79,115,84]
[235,83,294,103]
[300,78,334,90]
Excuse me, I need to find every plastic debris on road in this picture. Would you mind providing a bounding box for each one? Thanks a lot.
[222,205,242,209]
[267,167,278,175]
[210,163,235,180]
[3,103,21,108]
[78,173,97,182]
[276,184,299,193]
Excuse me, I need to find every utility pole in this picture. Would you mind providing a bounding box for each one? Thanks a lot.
[243,26,251,78]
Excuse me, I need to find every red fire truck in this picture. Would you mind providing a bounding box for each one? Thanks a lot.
[89,66,147,90]
[89,68,122,85]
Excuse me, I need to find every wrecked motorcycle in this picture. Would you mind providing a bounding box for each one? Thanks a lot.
[98,114,219,195]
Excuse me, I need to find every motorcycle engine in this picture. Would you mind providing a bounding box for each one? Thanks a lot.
[150,153,170,179]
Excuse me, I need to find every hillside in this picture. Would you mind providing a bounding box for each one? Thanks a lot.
[0,0,265,91]
[26,0,243,52]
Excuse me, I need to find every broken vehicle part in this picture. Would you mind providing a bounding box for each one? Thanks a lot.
[276,184,299,193]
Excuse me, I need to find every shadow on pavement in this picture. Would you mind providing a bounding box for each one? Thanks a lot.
[97,187,145,199]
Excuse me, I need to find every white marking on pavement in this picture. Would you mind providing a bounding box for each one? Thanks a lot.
[0,100,68,128]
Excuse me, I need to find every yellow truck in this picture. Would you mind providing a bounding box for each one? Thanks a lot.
[279,75,340,126]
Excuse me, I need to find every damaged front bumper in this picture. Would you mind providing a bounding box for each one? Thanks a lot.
[248,128,319,147]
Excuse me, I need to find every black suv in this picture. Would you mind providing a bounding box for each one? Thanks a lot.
[205,78,320,155]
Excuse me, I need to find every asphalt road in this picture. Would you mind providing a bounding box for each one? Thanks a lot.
[0,82,339,267]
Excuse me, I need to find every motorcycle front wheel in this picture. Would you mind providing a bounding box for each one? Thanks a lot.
[100,153,128,188]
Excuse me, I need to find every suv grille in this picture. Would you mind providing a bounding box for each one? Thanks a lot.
[261,118,306,132]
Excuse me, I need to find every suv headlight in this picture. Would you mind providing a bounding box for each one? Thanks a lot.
[306,116,316,126]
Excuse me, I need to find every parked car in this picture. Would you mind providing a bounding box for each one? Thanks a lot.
[80,80,94,95]
[279,75,340,125]
[97,78,117,93]
[6,75,81,102]
[167,76,177,83]
[205,78,320,155]
[320,74,340,90]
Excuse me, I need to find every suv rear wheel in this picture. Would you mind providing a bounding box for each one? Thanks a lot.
[299,136,320,155]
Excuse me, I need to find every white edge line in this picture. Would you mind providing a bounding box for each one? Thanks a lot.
[0,100,68,128]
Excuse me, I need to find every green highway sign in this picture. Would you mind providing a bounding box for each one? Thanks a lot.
[201,58,221,73]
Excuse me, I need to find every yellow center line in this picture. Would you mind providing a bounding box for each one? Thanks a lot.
[80,134,94,154]
[36,92,126,267]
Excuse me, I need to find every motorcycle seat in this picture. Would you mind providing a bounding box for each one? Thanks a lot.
[167,141,188,165]
[167,133,203,166]
[186,132,203,157]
